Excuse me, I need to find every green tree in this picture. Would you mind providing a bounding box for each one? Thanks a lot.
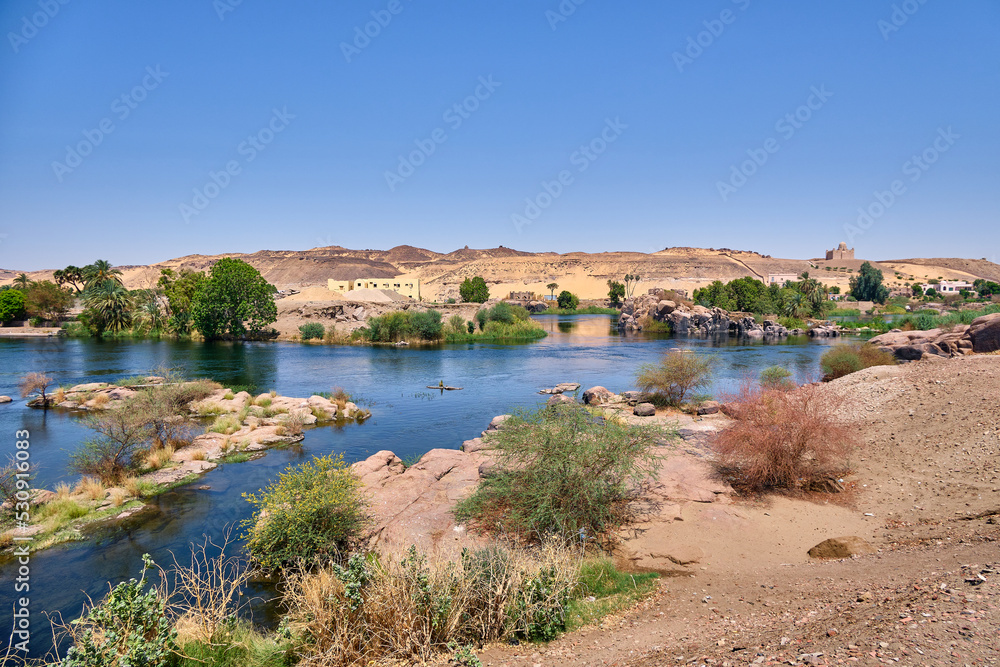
[12,274,31,290]
[459,276,490,303]
[782,291,808,319]
[0,289,26,323]
[24,280,73,321]
[191,258,277,339]
[728,277,767,312]
[157,268,208,334]
[546,282,559,299]
[849,262,890,304]
[694,280,735,311]
[606,280,625,306]
[556,290,578,310]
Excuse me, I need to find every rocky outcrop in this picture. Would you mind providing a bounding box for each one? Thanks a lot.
[582,386,614,405]
[808,326,841,338]
[870,325,975,361]
[617,294,788,338]
[969,312,1000,353]
[0,396,11,404]
[538,382,580,394]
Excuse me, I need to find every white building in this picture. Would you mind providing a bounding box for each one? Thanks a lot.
[921,280,975,295]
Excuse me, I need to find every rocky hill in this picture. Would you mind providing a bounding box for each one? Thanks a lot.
[5,245,1000,302]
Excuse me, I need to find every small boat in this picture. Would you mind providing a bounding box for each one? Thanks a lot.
[426,385,463,390]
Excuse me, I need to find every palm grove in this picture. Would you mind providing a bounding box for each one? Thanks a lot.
[1,258,277,340]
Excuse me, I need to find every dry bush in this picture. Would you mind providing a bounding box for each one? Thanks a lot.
[820,342,896,380]
[281,411,306,436]
[711,383,856,493]
[109,488,129,507]
[74,477,106,500]
[169,530,252,646]
[144,445,175,471]
[122,477,143,497]
[71,408,155,484]
[635,350,713,406]
[331,386,351,411]
[55,482,72,500]
[284,542,577,666]
[90,392,110,408]
[19,371,54,402]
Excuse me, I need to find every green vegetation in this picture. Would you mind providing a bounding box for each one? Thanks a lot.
[191,258,277,340]
[820,343,897,379]
[694,274,835,319]
[565,559,659,631]
[242,454,370,570]
[849,261,890,304]
[973,279,1000,297]
[23,280,73,321]
[455,406,668,544]
[635,350,714,407]
[459,275,490,303]
[157,268,208,334]
[829,308,861,317]
[606,279,625,306]
[556,290,579,310]
[777,316,806,330]
[363,309,443,342]
[759,365,794,391]
[58,554,176,667]
[362,304,547,344]
[298,322,325,340]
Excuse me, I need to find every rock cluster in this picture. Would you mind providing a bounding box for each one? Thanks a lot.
[869,313,1000,360]
[616,292,788,337]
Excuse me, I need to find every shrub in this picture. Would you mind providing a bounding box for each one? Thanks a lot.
[209,414,242,435]
[0,288,26,323]
[283,542,577,666]
[454,406,667,544]
[242,454,370,570]
[820,343,896,380]
[57,554,176,667]
[299,322,325,340]
[711,384,856,493]
[459,276,490,303]
[466,320,475,334]
[759,365,794,391]
[448,314,466,333]
[635,350,713,407]
[71,409,156,484]
[410,309,443,340]
[556,290,578,310]
[0,456,30,514]
[777,316,805,330]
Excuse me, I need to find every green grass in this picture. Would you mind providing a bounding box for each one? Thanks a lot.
[565,558,659,631]
[114,375,151,387]
[173,621,291,667]
[444,319,547,343]
[540,306,619,315]
[829,308,861,317]
[221,452,255,464]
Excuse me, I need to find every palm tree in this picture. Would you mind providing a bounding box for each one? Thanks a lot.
[136,292,165,331]
[783,292,808,319]
[82,281,133,332]
[83,260,123,289]
[546,282,558,299]
[13,274,31,290]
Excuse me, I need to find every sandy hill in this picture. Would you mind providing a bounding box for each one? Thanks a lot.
[5,246,999,301]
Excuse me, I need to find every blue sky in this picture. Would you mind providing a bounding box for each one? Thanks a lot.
[1,0,998,270]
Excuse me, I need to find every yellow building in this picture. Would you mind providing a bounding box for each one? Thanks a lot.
[328,276,421,300]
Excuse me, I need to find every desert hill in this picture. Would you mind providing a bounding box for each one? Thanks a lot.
[4,245,999,301]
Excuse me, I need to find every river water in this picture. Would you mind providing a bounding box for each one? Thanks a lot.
[0,315,841,657]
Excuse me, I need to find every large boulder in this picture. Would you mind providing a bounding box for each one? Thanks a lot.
[633,403,655,417]
[807,536,876,559]
[0,396,11,404]
[697,400,721,415]
[546,394,576,407]
[969,313,1000,353]
[582,386,613,405]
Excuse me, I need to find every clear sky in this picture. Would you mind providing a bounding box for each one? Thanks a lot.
[1,0,998,270]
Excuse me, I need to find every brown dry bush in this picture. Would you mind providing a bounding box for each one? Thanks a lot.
[711,383,856,493]
[284,543,578,667]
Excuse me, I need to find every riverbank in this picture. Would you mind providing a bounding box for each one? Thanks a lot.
[1,379,371,556]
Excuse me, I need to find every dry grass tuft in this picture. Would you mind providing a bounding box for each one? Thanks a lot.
[108,488,129,507]
[144,445,175,470]
[90,392,110,408]
[284,542,578,666]
[74,477,106,501]
[55,482,72,500]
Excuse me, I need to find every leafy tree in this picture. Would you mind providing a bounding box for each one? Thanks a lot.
[556,290,579,310]
[694,280,735,311]
[849,262,890,304]
[973,279,1000,297]
[606,280,625,306]
[546,282,559,299]
[728,277,767,312]
[782,291,808,319]
[191,258,277,340]
[459,276,490,303]
[157,268,208,333]
[83,259,123,289]
[53,265,85,292]
[911,283,923,297]
[24,280,73,321]
[12,273,31,290]
[0,289,26,323]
